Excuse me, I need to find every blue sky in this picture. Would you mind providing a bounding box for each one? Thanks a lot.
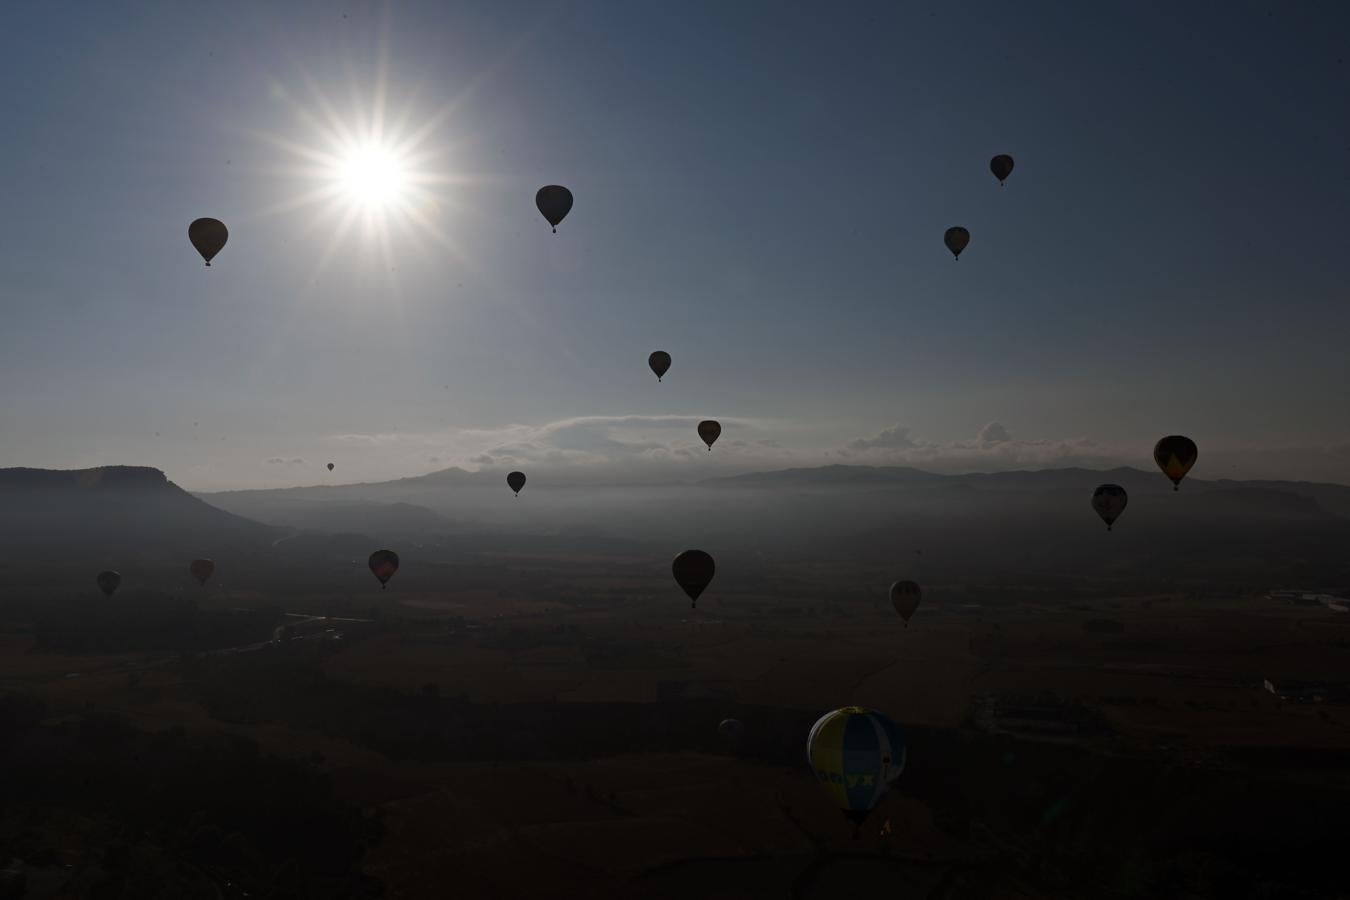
[1,1,1348,489]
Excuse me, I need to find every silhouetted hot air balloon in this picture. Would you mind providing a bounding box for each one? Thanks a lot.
[96,571,121,598]
[368,549,399,589]
[890,580,921,626]
[807,706,907,838]
[990,154,1015,185]
[188,218,228,266]
[189,558,215,586]
[327,462,335,472]
[648,351,671,382]
[698,420,721,450]
[944,227,970,260]
[535,185,573,233]
[718,718,746,750]
[507,471,526,496]
[673,549,715,608]
[1091,484,1128,531]
[1153,435,1198,491]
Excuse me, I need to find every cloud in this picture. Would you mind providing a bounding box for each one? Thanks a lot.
[264,457,306,465]
[325,414,787,479]
[840,423,1121,472]
[846,424,918,452]
[978,422,1012,446]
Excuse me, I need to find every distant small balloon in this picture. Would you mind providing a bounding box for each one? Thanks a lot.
[944,227,970,260]
[327,462,335,472]
[890,580,921,626]
[368,549,399,589]
[188,218,228,266]
[990,154,1015,185]
[648,351,672,382]
[718,718,746,749]
[698,420,721,450]
[189,558,215,586]
[535,185,573,233]
[1153,436,1198,491]
[1091,484,1128,531]
[96,570,121,598]
[507,471,527,496]
[673,549,715,608]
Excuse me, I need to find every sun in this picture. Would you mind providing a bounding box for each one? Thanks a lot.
[332,141,410,212]
[249,64,479,287]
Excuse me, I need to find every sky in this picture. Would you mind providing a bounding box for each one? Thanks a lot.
[1,1,1348,490]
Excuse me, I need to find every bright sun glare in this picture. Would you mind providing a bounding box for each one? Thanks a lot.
[333,142,410,211]
[253,68,472,285]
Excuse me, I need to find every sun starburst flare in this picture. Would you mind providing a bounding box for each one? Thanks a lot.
[246,62,482,290]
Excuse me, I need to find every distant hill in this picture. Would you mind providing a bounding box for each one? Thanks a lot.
[705,464,1350,516]
[0,466,278,565]
[190,462,1350,587]
[702,464,948,487]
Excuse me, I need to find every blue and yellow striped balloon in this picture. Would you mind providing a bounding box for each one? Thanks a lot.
[806,706,906,828]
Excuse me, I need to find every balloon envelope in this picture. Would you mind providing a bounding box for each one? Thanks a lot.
[188,218,228,266]
[944,227,970,259]
[718,718,746,748]
[990,154,1015,184]
[1091,484,1128,530]
[890,580,921,624]
[96,570,121,598]
[368,549,400,588]
[1153,435,1198,490]
[697,420,721,450]
[673,549,715,608]
[189,558,215,586]
[807,706,906,830]
[535,185,573,232]
[648,351,671,382]
[506,471,527,495]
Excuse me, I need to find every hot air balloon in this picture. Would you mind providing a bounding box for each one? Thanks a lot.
[1091,484,1128,531]
[96,570,121,598]
[698,420,721,450]
[188,218,228,266]
[807,706,907,838]
[507,471,526,496]
[718,718,746,750]
[535,185,573,233]
[368,549,399,589]
[990,154,1015,185]
[944,227,970,260]
[1153,435,1198,491]
[189,558,215,586]
[673,549,715,608]
[648,351,671,382]
[890,580,921,626]
[327,463,335,472]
